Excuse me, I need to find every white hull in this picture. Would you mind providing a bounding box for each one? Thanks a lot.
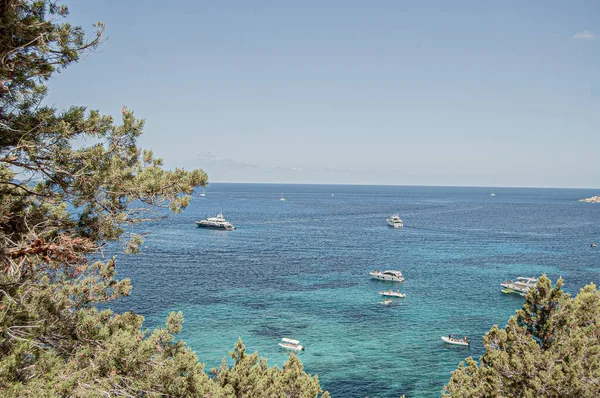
[499,283,529,294]
[278,343,304,351]
[379,291,406,298]
[441,336,469,346]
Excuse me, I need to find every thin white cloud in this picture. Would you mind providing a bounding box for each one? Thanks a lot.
[572,30,596,40]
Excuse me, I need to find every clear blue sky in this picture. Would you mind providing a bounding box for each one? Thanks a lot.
[46,1,599,187]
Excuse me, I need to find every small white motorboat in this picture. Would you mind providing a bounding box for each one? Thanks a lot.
[278,338,304,352]
[380,298,393,305]
[442,335,470,346]
[379,290,406,298]
[369,270,404,282]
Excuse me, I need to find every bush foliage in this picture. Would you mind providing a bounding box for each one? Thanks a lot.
[443,275,600,397]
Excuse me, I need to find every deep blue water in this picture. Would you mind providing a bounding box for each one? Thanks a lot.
[111,184,600,397]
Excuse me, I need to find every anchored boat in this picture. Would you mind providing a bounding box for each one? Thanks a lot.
[500,276,538,295]
[370,270,404,282]
[278,338,304,352]
[386,214,403,228]
[196,213,235,231]
[379,290,406,298]
[442,335,470,346]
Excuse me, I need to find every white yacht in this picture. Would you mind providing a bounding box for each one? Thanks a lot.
[278,338,304,352]
[491,191,495,197]
[500,276,538,295]
[200,188,206,197]
[280,193,286,201]
[386,214,403,228]
[196,213,235,231]
[369,270,404,282]
[379,290,406,298]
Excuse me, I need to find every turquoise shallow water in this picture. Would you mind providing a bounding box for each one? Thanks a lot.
[112,184,600,397]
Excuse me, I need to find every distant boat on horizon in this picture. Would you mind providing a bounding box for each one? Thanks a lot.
[280,193,286,201]
[200,187,206,197]
[491,191,495,197]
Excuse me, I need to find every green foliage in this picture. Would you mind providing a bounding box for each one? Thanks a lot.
[212,338,330,398]
[443,275,600,397]
[0,1,327,397]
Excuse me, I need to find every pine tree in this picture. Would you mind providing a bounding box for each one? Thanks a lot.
[443,275,600,397]
[0,1,328,396]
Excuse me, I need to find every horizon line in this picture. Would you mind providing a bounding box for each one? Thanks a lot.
[206,181,600,190]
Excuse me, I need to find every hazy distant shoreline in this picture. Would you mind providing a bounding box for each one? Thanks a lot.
[580,195,600,203]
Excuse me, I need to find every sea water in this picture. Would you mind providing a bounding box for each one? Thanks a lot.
[111,184,600,397]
